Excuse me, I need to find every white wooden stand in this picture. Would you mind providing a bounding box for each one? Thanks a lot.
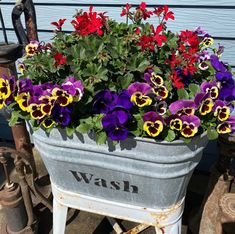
[52,182,184,234]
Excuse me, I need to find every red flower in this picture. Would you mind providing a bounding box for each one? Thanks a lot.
[180,30,200,49]
[153,5,174,21]
[71,6,105,36]
[136,2,153,20]
[51,18,66,31]
[153,6,164,17]
[171,71,185,89]
[120,3,131,17]
[54,52,67,66]
[135,27,141,35]
[151,24,167,47]
[163,5,175,21]
[138,35,154,51]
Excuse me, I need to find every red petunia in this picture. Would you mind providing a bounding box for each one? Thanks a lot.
[71,6,105,36]
[54,52,67,66]
[51,18,66,31]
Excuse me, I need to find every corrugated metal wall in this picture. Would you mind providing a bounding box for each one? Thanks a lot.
[0,0,233,167]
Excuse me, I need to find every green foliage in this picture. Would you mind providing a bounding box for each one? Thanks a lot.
[177,88,189,100]
[207,127,219,140]
[5,4,231,145]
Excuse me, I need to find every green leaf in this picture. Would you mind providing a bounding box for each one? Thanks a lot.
[76,123,91,134]
[137,59,150,72]
[180,137,192,144]
[66,127,75,137]
[96,131,107,145]
[207,127,218,140]
[164,129,176,142]
[177,88,189,100]
[92,114,104,130]
[8,111,21,126]
[189,84,200,96]
[119,73,133,89]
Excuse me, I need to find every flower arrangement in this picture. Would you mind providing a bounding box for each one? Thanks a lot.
[1,2,235,144]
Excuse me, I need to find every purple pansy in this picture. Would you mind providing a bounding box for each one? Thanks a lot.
[194,27,207,36]
[18,78,33,93]
[144,68,154,84]
[213,100,231,121]
[216,71,232,82]
[52,104,72,126]
[102,109,130,141]
[218,78,235,101]
[128,82,152,107]
[217,116,235,134]
[180,115,200,138]
[93,90,132,114]
[93,90,118,114]
[166,115,183,131]
[169,100,196,116]
[62,76,84,101]
[200,81,219,99]
[194,92,214,115]
[144,71,164,87]
[155,101,167,115]
[128,82,152,95]
[210,55,227,72]
[143,111,164,137]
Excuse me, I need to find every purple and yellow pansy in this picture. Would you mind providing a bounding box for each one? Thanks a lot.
[0,75,16,109]
[128,82,152,107]
[200,81,219,100]
[167,115,183,131]
[213,100,231,122]
[15,92,30,112]
[143,111,164,137]
[25,40,39,57]
[195,92,214,116]
[217,116,235,134]
[144,71,168,100]
[52,88,73,106]
[169,100,196,116]
[180,115,200,138]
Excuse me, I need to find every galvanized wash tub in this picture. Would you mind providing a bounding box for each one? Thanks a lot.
[29,125,208,209]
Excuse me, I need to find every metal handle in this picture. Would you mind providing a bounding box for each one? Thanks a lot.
[12,0,38,46]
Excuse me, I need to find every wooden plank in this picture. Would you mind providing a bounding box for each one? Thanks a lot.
[2,0,235,7]
[1,5,235,38]
[2,30,235,68]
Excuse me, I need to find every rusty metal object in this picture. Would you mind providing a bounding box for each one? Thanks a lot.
[0,147,39,234]
[12,0,38,46]
[188,134,235,234]
[0,150,28,233]
[11,122,37,178]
